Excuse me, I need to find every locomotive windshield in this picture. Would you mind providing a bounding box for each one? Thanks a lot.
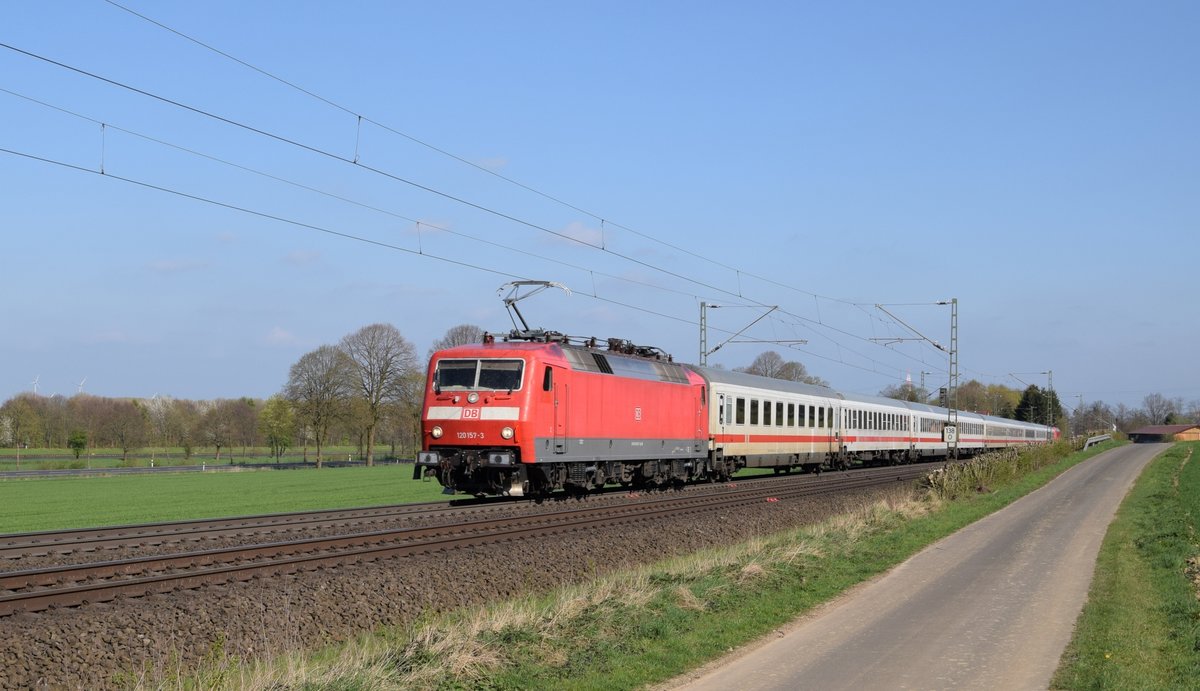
[435,358,524,391]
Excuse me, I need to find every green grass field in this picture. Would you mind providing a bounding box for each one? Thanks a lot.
[0,460,779,534]
[0,465,451,533]
[0,445,403,471]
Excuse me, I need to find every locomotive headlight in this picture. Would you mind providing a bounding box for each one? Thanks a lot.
[501,426,514,440]
[467,392,479,404]
[431,426,444,439]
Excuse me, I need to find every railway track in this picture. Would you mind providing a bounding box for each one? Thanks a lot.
[0,501,496,560]
[0,465,932,617]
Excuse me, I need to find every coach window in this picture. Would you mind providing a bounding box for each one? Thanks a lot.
[763,400,772,426]
[827,407,833,428]
[750,400,760,425]
[776,402,784,426]
[736,397,745,425]
[787,403,795,427]
[818,407,825,428]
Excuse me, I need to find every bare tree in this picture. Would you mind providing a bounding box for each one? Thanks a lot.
[196,399,236,463]
[1185,400,1200,424]
[1073,400,1117,435]
[1142,393,1175,425]
[102,400,148,463]
[880,382,926,403]
[737,351,828,386]
[341,324,418,466]
[285,345,354,468]
[427,323,485,361]
[68,394,107,456]
[229,398,259,458]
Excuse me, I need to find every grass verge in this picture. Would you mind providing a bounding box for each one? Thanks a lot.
[1052,442,1200,689]
[187,440,1124,690]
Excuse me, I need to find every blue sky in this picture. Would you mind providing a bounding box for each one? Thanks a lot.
[2,1,1196,410]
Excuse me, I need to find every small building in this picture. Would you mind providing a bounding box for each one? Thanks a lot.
[1127,424,1200,443]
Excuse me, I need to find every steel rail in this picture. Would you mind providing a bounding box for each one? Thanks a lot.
[0,500,496,558]
[0,467,930,616]
[0,462,936,558]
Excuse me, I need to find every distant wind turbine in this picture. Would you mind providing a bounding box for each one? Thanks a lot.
[31,375,40,395]
[78,377,87,394]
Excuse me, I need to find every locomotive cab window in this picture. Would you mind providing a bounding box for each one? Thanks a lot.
[434,358,524,391]
[542,366,553,392]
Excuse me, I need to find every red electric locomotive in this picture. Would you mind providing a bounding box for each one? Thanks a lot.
[414,332,717,496]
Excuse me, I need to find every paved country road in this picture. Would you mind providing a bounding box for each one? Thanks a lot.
[674,443,1163,691]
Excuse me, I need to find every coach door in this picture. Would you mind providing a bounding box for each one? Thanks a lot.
[830,405,840,456]
[552,380,567,454]
[717,393,727,439]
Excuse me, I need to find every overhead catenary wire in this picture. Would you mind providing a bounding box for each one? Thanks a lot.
[98,0,916,312]
[0,41,949,381]
[0,85,718,304]
[0,141,928,382]
[0,147,722,336]
[1,29,982,389]
[0,42,744,301]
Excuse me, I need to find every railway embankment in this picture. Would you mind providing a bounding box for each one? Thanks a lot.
[184,440,1139,689]
[0,469,915,689]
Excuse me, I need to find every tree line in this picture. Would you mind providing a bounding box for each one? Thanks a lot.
[0,323,482,466]
[2,337,1196,461]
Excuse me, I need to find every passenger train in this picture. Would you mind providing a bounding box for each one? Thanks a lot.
[414,332,1058,497]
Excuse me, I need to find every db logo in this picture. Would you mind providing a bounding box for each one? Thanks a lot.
[462,408,481,419]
